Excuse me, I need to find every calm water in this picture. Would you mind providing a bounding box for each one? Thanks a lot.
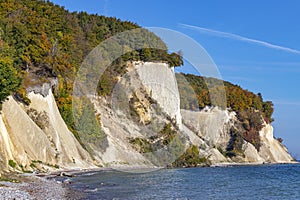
[66,164,300,200]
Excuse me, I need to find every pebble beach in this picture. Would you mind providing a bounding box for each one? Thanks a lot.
[0,174,84,200]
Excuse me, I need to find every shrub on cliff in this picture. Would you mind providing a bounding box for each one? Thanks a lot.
[0,62,21,110]
[75,97,108,152]
[172,145,208,167]
[0,37,21,110]
[176,73,273,123]
[176,73,273,152]
[129,123,185,166]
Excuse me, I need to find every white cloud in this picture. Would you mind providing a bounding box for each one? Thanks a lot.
[180,23,300,55]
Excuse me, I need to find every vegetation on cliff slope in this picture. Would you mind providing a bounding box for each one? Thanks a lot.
[0,38,21,110]
[172,145,209,168]
[0,0,182,150]
[176,73,274,151]
[0,0,280,165]
[176,73,273,122]
[130,123,185,166]
[0,61,20,110]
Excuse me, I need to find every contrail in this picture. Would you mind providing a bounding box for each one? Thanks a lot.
[180,23,300,55]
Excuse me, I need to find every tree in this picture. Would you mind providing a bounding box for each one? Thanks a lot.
[76,98,108,151]
[277,137,283,143]
[263,101,274,123]
[0,62,21,109]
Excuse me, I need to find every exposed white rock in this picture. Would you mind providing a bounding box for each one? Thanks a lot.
[0,115,15,170]
[242,141,264,163]
[0,90,94,172]
[258,124,293,163]
[180,124,207,149]
[27,90,94,168]
[88,62,188,168]
[208,148,230,164]
[91,97,154,168]
[135,62,182,128]
[181,107,293,164]
[0,61,294,172]
[1,96,57,170]
[181,108,234,149]
[87,62,186,168]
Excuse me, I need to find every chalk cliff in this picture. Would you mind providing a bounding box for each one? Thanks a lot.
[88,62,185,169]
[89,62,293,168]
[0,62,294,172]
[135,62,182,128]
[181,107,293,165]
[259,124,293,163]
[0,89,94,173]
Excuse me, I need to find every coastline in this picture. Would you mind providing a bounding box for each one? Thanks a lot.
[1,161,298,199]
[210,160,299,167]
[0,167,111,200]
[0,173,86,200]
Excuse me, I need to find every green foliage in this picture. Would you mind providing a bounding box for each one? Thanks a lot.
[176,73,272,118]
[166,51,184,67]
[31,160,59,169]
[129,123,180,153]
[263,101,274,123]
[0,176,20,183]
[97,50,183,97]
[0,61,21,110]
[225,111,263,154]
[160,123,177,145]
[47,163,59,169]
[29,163,36,169]
[172,145,208,168]
[226,128,245,157]
[0,0,183,139]
[129,123,185,166]
[176,73,274,121]
[75,98,108,152]
[32,160,43,164]
[236,110,263,151]
[8,160,16,168]
[129,138,152,153]
[176,73,274,151]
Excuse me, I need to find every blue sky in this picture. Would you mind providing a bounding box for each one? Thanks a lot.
[50,0,300,157]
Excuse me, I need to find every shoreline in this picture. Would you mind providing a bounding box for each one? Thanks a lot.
[1,162,298,199]
[0,173,85,200]
[210,160,299,167]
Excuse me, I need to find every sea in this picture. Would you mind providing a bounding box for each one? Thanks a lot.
[62,164,300,200]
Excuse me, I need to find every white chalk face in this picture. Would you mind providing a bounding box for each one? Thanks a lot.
[72,27,226,173]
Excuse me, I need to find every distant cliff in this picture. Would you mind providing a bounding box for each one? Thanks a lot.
[181,108,293,165]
